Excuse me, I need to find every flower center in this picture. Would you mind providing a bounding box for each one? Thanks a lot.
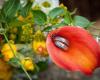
[42,1,51,8]
[52,35,69,51]
[37,46,44,53]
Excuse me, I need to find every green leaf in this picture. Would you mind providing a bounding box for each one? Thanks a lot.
[2,0,20,19]
[43,26,52,32]
[0,11,5,22]
[19,1,33,17]
[48,7,65,20]
[32,10,47,25]
[64,11,73,25]
[73,16,91,28]
[86,22,95,29]
[54,22,66,28]
[8,19,25,27]
[0,53,3,58]
[8,57,20,67]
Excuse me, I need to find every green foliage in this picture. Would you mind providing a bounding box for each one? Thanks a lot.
[8,19,25,27]
[73,15,92,28]
[19,1,33,17]
[8,57,20,67]
[64,11,73,25]
[32,10,47,25]
[0,12,5,22]
[43,22,66,32]
[36,61,48,72]
[0,53,3,58]
[1,0,20,20]
[43,26,52,32]
[48,7,65,20]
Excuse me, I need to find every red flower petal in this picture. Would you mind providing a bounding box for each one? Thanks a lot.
[46,26,100,75]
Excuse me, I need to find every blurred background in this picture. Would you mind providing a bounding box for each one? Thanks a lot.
[60,0,100,21]
[0,0,100,80]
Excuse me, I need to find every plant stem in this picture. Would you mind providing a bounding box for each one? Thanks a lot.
[3,33,32,80]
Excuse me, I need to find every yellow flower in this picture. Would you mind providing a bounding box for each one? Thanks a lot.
[32,30,48,56]
[1,43,17,61]
[20,23,33,42]
[17,12,33,22]
[26,12,33,20]
[33,41,48,56]
[9,34,16,40]
[18,15,24,21]
[21,57,35,71]
[60,3,67,10]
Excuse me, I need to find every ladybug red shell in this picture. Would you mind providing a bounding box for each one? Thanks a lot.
[46,26,100,75]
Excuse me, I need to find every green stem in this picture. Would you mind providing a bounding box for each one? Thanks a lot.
[3,33,32,80]
[0,9,32,80]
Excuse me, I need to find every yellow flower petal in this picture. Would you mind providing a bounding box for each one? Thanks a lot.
[1,43,17,61]
[21,57,35,71]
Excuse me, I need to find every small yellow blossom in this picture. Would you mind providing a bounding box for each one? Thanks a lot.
[17,12,33,22]
[32,30,48,56]
[1,43,17,61]
[18,15,24,22]
[60,3,67,10]
[21,57,35,71]
[20,23,33,42]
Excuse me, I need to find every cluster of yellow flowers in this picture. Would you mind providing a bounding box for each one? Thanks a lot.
[20,23,33,42]
[1,29,48,71]
[1,43,35,71]
[0,11,48,73]
[32,30,48,56]
[17,12,33,22]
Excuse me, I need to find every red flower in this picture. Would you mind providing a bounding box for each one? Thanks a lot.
[46,26,100,75]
